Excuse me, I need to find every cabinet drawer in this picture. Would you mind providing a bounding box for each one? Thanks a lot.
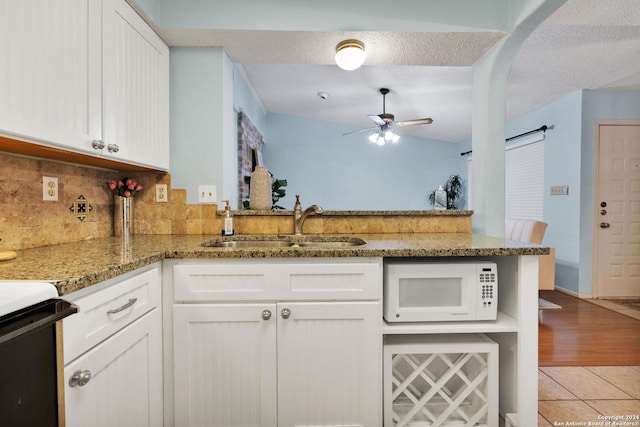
[173,259,381,302]
[63,264,161,363]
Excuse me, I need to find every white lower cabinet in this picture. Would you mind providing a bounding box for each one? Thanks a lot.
[63,264,163,427]
[64,309,162,427]
[169,258,383,427]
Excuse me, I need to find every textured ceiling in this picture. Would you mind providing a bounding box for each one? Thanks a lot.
[139,0,640,143]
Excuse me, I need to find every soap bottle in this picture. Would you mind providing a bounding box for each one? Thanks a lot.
[222,200,234,236]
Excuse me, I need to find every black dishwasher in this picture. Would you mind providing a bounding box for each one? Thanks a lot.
[0,299,78,427]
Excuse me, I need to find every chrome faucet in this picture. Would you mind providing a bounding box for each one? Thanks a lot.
[293,195,324,235]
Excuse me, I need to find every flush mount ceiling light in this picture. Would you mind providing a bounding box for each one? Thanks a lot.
[335,39,365,71]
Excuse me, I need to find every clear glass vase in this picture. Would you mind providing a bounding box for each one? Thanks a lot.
[113,196,133,237]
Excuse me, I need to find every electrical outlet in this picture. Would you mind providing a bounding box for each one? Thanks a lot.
[155,184,168,203]
[198,185,216,203]
[43,176,58,201]
[550,185,569,196]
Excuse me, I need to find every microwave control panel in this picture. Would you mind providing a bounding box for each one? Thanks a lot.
[477,264,498,319]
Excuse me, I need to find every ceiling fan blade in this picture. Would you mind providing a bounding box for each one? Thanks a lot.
[342,126,378,136]
[368,115,386,126]
[394,118,433,127]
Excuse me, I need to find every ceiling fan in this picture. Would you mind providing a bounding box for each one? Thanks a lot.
[343,88,433,144]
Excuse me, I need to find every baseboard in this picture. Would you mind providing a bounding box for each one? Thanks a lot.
[554,285,593,299]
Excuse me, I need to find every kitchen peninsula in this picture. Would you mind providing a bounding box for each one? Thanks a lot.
[0,222,546,427]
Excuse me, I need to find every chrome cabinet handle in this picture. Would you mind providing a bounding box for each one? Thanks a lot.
[261,310,272,321]
[107,298,137,314]
[91,140,105,150]
[107,143,119,153]
[600,222,610,229]
[69,370,92,387]
[281,308,291,319]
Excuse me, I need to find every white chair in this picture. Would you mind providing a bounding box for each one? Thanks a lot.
[505,219,555,290]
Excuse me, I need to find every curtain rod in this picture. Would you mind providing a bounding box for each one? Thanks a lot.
[460,124,550,156]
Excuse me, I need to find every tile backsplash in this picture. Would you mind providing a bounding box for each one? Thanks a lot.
[0,152,471,252]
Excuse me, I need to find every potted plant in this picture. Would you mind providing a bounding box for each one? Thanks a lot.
[428,174,463,210]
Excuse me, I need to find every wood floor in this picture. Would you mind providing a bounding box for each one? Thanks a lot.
[538,290,640,367]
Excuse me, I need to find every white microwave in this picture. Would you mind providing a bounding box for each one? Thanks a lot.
[384,261,498,322]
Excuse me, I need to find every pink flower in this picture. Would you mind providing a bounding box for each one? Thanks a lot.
[108,177,144,197]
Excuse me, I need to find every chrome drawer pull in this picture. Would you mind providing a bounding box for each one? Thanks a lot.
[107,298,137,314]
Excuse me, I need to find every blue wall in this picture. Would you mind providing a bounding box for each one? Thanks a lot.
[263,113,465,210]
[501,89,640,296]
[170,47,227,204]
[505,91,583,293]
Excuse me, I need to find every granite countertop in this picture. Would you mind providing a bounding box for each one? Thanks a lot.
[0,233,549,296]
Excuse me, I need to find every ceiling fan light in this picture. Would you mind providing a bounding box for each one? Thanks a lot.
[376,137,386,146]
[384,130,394,141]
[368,133,378,143]
[392,134,400,143]
[335,39,365,71]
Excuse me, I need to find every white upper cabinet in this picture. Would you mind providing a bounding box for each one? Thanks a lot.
[0,0,169,171]
[0,0,101,152]
[102,0,169,170]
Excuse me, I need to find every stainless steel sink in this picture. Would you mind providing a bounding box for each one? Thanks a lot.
[201,235,366,249]
[207,240,294,248]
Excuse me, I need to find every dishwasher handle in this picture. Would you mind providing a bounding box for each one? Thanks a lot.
[0,299,78,345]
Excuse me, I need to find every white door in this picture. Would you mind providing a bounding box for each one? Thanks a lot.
[64,309,163,427]
[173,304,278,427]
[102,0,170,170]
[596,124,640,297]
[277,301,382,427]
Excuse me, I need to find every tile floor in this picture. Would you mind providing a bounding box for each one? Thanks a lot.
[538,366,640,426]
[586,299,640,321]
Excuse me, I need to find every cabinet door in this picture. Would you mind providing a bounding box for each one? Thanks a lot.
[0,0,101,152]
[277,301,382,427]
[64,308,163,427]
[102,0,169,170]
[173,304,277,427]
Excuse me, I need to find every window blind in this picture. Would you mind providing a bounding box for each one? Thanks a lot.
[505,135,545,221]
[466,134,545,221]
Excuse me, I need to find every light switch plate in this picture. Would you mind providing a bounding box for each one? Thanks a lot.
[43,176,58,201]
[198,185,216,203]
[550,185,569,196]
[155,184,168,203]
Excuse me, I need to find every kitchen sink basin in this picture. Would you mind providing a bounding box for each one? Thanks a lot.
[207,240,294,248]
[201,235,366,249]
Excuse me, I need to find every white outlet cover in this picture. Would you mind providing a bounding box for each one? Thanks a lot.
[155,184,168,203]
[198,185,216,203]
[43,176,58,201]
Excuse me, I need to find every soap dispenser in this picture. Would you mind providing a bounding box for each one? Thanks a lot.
[222,200,234,236]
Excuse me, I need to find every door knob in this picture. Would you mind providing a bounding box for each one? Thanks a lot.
[69,370,92,387]
[281,308,291,319]
[600,209,607,215]
[600,202,607,207]
[600,222,610,229]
